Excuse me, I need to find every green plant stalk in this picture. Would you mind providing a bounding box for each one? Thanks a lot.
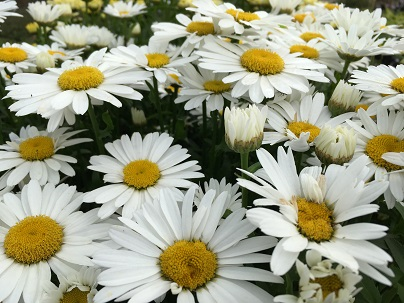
[152,75,165,133]
[241,151,249,208]
[87,102,105,154]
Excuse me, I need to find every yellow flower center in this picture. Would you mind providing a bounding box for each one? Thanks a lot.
[300,32,325,43]
[186,21,215,36]
[225,8,260,22]
[390,77,404,93]
[146,53,170,68]
[58,66,104,91]
[0,47,28,63]
[123,159,161,189]
[312,274,343,299]
[60,287,90,303]
[294,13,315,23]
[240,49,284,75]
[48,50,66,56]
[203,80,231,94]
[159,240,217,290]
[365,134,404,171]
[297,197,334,242]
[4,215,64,264]
[287,121,321,142]
[19,136,55,161]
[324,3,338,10]
[290,44,319,59]
[119,10,129,15]
[355,104,369,112]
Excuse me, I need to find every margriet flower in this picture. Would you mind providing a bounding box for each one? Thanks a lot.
[328,80,362,116]
[0,0,21,24]
[26,1,65,24]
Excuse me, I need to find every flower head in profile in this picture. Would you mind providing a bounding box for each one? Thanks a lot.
[238,147,392,284]
[49,24,98,49]
[0,0,22,25]
[225,104,268,153]
[83,132,204,219]
[27,1,65,24]
[92,187,282,303]
[328,80,362,116]
[0,126,91,187]
[103,0,146,18]
[0,180,110,303]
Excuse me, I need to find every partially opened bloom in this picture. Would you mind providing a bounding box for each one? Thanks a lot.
[0,125,91,186]
[0,180,111,303]
[92,188,282,303]
[346,107,404,208]
[328,80,362,116]
[27,1,65,24]
[83,132,204,219]
[103,0,146,18]
[238,147,392,284]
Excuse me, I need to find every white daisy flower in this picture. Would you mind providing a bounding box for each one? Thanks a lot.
[274,250,362,303]
[104,42,198,83]
[0,42,35,74]
[27,1,65,24]
[103,0,146,18]
[88,26,117,48]
[6,48,151,132]
[349,64,404,109]
[175,64,238,112]
[196,37,328,103]
[346,107,404,208]
[269,0,301,14]
[42,266,100,303]
[0,125,91,186]
[238,147,392,284]
[195,177,242,212]
[0,180,111,303]
[263,93,353,152]
[83,132,204,219]
[0,0,21,24]
[49,24,98,49]
[92,187,282,303]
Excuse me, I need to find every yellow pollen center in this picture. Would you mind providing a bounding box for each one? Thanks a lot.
[0,47,28,63]
[119,10,129,15]
[160,240,217,290]
[146,53,170,68]
[4,215,64,264]
[186,21,215,36]
[240,49,284,75]
[294,13,315,23]
[287,121,321,142]
[48,50,66,56]
[123,159,161,189]
[300,32,325,43]
[290,44,319,59]
[58,66,104,91]
[365,134,404,171]
[312,274,343,299]
[19,136,55,161]
[203,80,231,94]
[297,197,334,242]
[60,287,90,303]
[225,8,260,22]
[390,77,404,93]
[324,3,338,10]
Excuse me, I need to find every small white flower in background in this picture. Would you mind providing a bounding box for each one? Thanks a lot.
[35,51,55,71]
[26,1,65,24]
[224,104,268,153]
[0,42,35,74]
[0,126,92,186]
[0,0,21,25]
[274,250,362,303]
[314,125,357,166]
[49,24,99,49]
[269,0,301,14]
[328,80,362,116]
[130,107,147,126]
[103,0,146,18]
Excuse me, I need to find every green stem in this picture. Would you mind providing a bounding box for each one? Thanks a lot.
[87,102,105,154]
[241,151,250,208]
[209,110,218,178]
[152,76,164,133]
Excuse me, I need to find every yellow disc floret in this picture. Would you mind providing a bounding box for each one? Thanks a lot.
[300,32,325,43]
[297,197,334,242]
[48,50,66,57]
[58,66,104,91]
[391,77,404,93]
[365,134,404,171]
[4,215,64,264]
[0,47,28,63]
[287,121,321,142]
[240,49,284,75]
[324,3,338,10]
[290,44,319,59]
[123,159,161,189]
[19,136,55,161]
[312,274,344,299]
[146,53,170,68]
[60,287,90,303]
[160,240,217,290]
[225,8,260,22]
[203,80,231,94]
[186,21,215,36]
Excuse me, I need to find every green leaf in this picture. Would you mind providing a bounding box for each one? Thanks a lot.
[357,276,382,303]
[386,237,404,272]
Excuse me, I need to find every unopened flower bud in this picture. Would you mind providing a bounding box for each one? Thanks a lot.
[36,52,55,73]
[132,22,141,36]
[329,81,362,117]
[131,107,147,126]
